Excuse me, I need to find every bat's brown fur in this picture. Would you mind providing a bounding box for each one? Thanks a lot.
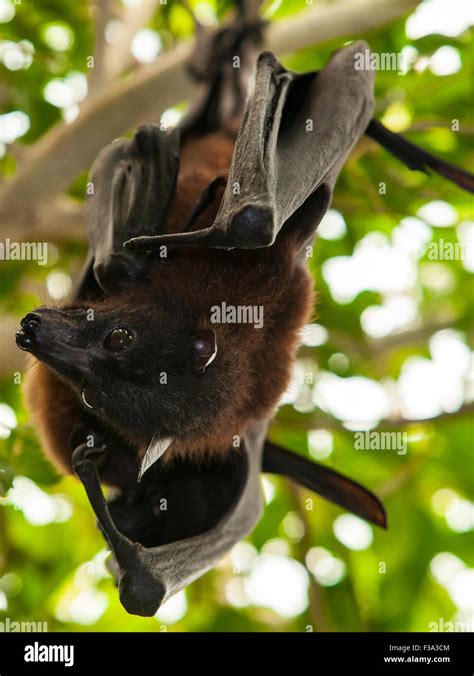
[24,127,315,478]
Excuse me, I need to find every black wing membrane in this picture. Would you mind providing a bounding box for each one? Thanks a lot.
[125,41,375,253]
[263,441,387,529]
[367,119,474,193]
[75,124,180,298]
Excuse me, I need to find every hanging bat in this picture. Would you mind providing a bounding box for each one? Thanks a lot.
[16,11,474,615]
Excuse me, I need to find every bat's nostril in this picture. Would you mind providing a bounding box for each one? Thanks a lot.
[17,312,41,351]
[21,319,40,338]
[15,329,34,351]
[20,312,41,328]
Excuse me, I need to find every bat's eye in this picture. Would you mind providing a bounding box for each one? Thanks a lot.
[104,327,134,351]
[193,329,217,373]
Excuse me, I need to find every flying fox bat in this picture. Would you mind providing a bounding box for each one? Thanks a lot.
[16,12,474,615]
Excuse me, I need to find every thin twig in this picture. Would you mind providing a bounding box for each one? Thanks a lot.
[287,480,332,632]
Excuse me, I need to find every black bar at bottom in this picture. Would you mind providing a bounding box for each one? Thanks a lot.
[0,631,471,674]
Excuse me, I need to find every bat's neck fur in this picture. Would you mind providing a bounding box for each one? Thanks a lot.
[24,127,315,477]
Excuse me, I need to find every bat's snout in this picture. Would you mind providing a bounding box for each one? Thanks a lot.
[16,312,41,351]
[16,307,90,373]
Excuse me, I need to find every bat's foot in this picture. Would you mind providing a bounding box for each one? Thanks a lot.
[180,4,265,137]
[187,14,264,84]
[69,422,110,473]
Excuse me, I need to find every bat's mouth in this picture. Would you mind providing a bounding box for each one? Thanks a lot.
[106,449,248,549]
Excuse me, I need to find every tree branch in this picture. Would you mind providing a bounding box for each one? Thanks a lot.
[102,0,160,82]
[287,480,332,632]
[88,0,113,95]
[266,0,418,55]
[297,318,473,369]
[0,0,419,233]
[376,456,426,498]
[272,401,474,434]
[0,39,193,232]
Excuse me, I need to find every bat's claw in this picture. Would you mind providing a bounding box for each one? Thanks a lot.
[72,442,108,472]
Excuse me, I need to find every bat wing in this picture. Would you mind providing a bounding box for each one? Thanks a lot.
[75,124,180,298]
[71,421,267,617]
[125,41,375,253]
[263,441,387,529]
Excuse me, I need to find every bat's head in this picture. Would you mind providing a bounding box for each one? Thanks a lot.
[16,287,223,461]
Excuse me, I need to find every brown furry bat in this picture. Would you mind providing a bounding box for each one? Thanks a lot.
[15,21,474,613]
[17,42,473,497]
[21,124,314,479]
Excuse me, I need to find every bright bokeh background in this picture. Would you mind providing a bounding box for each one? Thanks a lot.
[0,0,473,632]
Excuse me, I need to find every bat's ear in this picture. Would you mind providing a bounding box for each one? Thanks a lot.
[263,442,387,529]
[125,42,375,254]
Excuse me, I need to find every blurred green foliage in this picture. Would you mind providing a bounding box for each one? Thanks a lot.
[0,0,472,632]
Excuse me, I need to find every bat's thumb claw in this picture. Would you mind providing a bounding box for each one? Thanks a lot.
[123,236,161,252]
[123,238,140,251]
